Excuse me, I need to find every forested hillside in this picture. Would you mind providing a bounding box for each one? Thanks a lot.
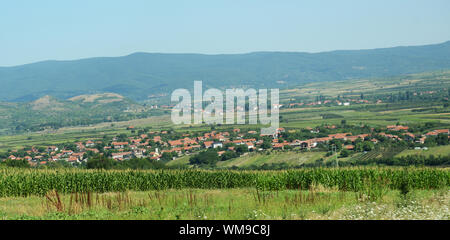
[1,41,450,101]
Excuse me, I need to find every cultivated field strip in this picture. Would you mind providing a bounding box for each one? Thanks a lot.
[0,168,448,197]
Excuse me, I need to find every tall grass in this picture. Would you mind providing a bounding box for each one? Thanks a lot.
[0,167,448,197]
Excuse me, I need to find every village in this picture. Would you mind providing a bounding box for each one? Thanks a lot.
[2,121,449,167]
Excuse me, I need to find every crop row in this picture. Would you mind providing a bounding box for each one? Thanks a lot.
[0,167,448,197]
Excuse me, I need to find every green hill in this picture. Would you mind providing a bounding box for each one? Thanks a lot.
[0,93,162,134]
[1,41,450,101]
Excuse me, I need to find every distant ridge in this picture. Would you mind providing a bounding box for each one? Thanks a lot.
[1,41,450,101]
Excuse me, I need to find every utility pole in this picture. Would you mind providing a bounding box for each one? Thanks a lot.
[336,146,339,168]
[332,144,339,168]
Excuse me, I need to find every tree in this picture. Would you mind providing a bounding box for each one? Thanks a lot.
[189,149,219,166]
[118,133,128,142]
[37,146,46,153]
[436,133,449,146]
[160,152,176,162]
[284,145,293,150]
[221,151,238,161]
[235,144,249,154]
[362,141,374,151]
[1,159,30,168]
[96,142,106,151]
[61,143,77,152]
[43,160,73,169]
[261,140,271,149]
[339,149,350,158]
[118,158,166,170]
[355,142,364,152]
[87,155,115,169]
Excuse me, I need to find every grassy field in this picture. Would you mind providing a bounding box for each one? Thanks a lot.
[396,145,450,158]
[166,155,191,167]
[0,187,448,220]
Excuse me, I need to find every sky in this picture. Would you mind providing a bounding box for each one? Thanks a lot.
[1,0,450,66]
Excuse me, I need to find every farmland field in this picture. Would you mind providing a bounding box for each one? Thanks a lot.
[396,145,450,158]
[0,167,448,220]
[2,102,450,153]
[216,151,326,168]
[1,168,448,197]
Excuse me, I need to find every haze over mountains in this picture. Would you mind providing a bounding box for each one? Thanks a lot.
[1,41,450,102]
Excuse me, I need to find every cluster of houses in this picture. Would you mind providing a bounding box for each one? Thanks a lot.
[384,125,450,145]
[288,99,373,108]
[287,89,446,109]
[3,124,449,167]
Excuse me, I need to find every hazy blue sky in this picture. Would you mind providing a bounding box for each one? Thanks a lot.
[1,0,450,66]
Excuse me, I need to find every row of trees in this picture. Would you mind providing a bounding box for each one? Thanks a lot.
[189,142,259,166]
[86,155,169,170]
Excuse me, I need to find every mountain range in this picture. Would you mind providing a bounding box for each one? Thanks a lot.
[1,41,450,102]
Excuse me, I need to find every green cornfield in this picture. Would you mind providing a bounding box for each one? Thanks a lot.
[0,167,448,197]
